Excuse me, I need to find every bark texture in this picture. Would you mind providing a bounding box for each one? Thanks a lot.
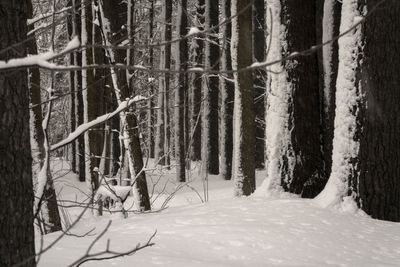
[281,0,323,198]
[359,0,400,222]
[232,0,255,196]
[0,0,36,265]
[202,0,219,175]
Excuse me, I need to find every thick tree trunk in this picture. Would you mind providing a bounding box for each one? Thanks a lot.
[202,0,219,175]
[189,0,204,162]
[359,0,400,222]
[253,0,266,169]
[220,0,234,180]
[0,1,36,266]
[260,0,323,197]
[175,0,188,182]
[232,0,255,196]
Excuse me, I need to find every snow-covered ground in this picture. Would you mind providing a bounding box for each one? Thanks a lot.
[38,160,400,266]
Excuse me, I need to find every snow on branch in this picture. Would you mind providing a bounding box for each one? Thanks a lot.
[0,36,80,71]
[50,95,147,151]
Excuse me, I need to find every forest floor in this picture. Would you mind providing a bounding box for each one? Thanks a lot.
[37,159,400,267]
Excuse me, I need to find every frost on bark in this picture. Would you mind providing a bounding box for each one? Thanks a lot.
[259,0,322,197]
[189,0,204,162]
[155,0,172,167]
[0,1,36,265]
[253,0,266,169]
[100,0,151,211]
[202,0,219,175]
[220,0,234,180]
[232,0,255,196]
[315,0,364,210]
[321,0,342,181]
[175,0,189,182]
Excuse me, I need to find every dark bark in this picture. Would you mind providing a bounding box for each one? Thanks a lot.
[190,0,204,162]
[204,0,219,175]
[234,0,255,195]
[0,0,36,265]
[281,0,323,198]
[175,0,188,182]
[359,0,400,222]
[220,0,234,180]
[74,0,85,182]
[67,0,77,173]
[253,0,266,169]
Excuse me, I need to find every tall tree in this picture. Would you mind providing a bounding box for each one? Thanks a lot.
[0,0,36,265]
[253,0,266,169]
[232,0,255,196]
[220,0,234,180]
[260,0,323,197]
[147,0,155,158]
[202,0,219,175]
[189,0,204,162]
[317,0,400,222]
[175,0,189,182]
[155,0,172,167]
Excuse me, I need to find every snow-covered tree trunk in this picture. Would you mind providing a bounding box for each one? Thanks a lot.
[232,0,255,196]
[315,0,364,210]
[0,1,36,265]
[155,0,172,167]
[258,0,323,197]
[220,0,234,180]
[253,0,266,169]
[189,0,204,162]
[321,0,342,180]
[202,0,219,175]
[175,0,188,182]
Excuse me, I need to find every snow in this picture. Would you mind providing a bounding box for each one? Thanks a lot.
[315,0,364,209]
[37,160,400,267]
[187,27,201,36]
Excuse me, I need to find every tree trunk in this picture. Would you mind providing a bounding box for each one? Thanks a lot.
[359,0,400,222]
[260,0,323,197]
[147,0,155,158]
[189,0,204,162]
[202,0,220,175]
[321,0,341,181]
[253,0,266,169]
[175,0,188,182]
[220,0,234,180]
[315,0,364,208]
[232,0,255,196]
[0,1,36,265]
[155,0,172,167]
